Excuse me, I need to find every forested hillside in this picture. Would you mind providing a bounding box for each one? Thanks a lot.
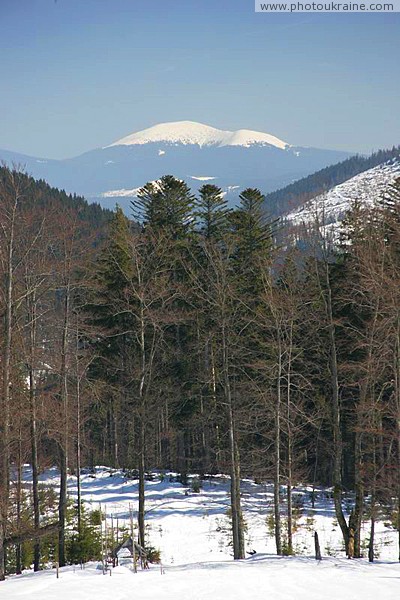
[0,168,399,580]
[264,145,400,217]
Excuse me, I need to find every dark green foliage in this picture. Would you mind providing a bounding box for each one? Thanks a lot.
[97,205,133,290]
[132,175,195,240]
[5,484,60,574]
[145,546,161,563]
[230,187,275,297]
[65,506,102,565]
[0,165,113,236]
[194,184,231,240]
[232,188,274,260]
[378,178,400,249]
[87,204,134,362]
[84,206,135,464]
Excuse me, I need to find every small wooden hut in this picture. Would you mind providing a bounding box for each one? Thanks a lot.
[112,536,147,567]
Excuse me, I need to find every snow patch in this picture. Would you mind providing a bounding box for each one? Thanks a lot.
[107,121,289,151]
[101,188,141,198]
[285,158,400,230]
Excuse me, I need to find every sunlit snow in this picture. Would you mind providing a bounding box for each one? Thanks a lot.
[286,158,400,229]
[106,121,290,150]
[2,468,398,600]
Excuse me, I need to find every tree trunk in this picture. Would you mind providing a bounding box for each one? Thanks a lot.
[228,404,245,559]
[222,322,245,560]
[58,445,67,568]
[286,324,293,555]
[28,293,41,571]
[16,443,23,575]
[274,342,282,556]
[58,287,70,568]
[368,493,375,563]
[395,317,400,562]
[138,417,145,549]
[353,432,364,558]
[76,336,82,538]
[324,262,349,552]
[0,186,18,581]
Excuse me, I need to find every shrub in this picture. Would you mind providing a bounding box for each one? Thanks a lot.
[191,477,201,493]
[146,546,161,563]
[65,505,102,564]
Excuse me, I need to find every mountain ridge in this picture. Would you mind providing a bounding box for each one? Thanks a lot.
[0,120,354,214]
[107,120,290,150]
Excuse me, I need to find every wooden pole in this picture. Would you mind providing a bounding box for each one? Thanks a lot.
[116,517,119,566]
[100,503,105,574]
[111,514,115,567]
[314,531,322,560]
[130,505,137,573]
[104,508,108,572]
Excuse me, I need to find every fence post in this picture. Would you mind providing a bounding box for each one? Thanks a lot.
[314,531,322,560]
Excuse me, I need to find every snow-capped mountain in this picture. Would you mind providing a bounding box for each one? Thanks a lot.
[285,157,400,231]
[107,120,290,150]
[0,121,352,213]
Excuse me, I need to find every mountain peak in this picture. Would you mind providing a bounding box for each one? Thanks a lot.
[107,120,290,150]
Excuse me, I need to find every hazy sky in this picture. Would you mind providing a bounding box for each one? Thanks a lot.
[0,0,399,158]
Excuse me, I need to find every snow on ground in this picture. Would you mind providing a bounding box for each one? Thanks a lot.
[285,157,400,231]
[3,467,399,599]
[3,557,399,600]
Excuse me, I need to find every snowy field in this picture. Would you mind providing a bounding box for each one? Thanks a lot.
[2,468,399,599]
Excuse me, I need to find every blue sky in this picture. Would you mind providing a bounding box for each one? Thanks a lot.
[0,0,399,157]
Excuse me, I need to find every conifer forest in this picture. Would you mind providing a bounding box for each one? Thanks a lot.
[0,166,399,579]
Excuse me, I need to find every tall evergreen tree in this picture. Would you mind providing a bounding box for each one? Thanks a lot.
[231,188,275,298]
[194,184,231,240]
[132,175,195,240]
[85,206,134,467]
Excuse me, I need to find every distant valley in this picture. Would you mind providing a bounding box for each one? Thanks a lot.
[0,121,352,214]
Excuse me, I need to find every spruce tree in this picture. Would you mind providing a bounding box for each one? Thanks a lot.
[194,184,231,240]
[232,188,274,261]
[85,205,134,466]
[132,175,195,240]
[98,205,133,291]
[230,187,275,298]
[378,178,400,249]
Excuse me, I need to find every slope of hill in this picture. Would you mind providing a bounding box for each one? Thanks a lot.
[0,166,113,230]
[0,121,352,214]
[264,146,400,218]
[1,468,398,600]
[284,156,400,229]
